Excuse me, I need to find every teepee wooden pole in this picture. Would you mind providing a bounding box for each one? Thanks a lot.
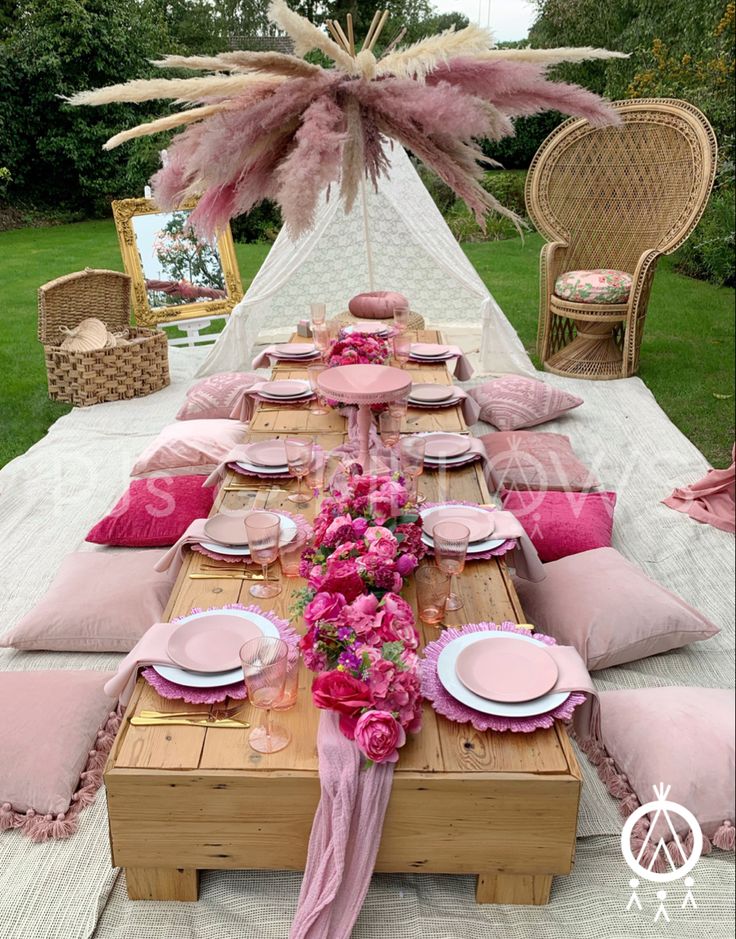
[382,26,407,56]
[326,20,350,54]
[333,20,352,56]
[363,10,382,50]
[346,14,356,56]
[367,10,390,52]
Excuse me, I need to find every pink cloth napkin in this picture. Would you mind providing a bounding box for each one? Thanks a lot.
[550,644,600,742]
[290,712,394,939]
[662,445,735,533]
[251,346,319,370]
[408,387,480,426]
[103,621,179,705]
[204,444,263,487]
[411,346,474,381]
[489,510,545,582]
[154,519,209,573]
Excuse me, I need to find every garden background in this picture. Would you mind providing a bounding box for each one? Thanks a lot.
[0,0,733,466]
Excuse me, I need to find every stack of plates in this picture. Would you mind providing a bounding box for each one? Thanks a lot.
[200,510,298,557]
[420,504,505,554]
[257,379,313,403]
[437,631,570,718]
[271,342,319,362]
[233,440,291,477]
[409,342,454,363]
[155,608,280,689]
[407,383,462,409]
[343,322,390,337]
[419,432,479,469]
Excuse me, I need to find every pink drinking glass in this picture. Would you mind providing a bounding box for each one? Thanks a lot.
[279,529,309,577]
[388,397,408,420]
[393,332,411,368]
[393,303,410,332]
[306,449,327,493]
[432,520,470,612]
[244,511,282,599]
[313,323,331,361]
[399,435,426,505]
[285,437,314,505]
[272,648,300,711]
[310,302,326,326]
[307,363,329,415]
[240,636,290,753]
[379,412,401,449]
[415,565,452,626]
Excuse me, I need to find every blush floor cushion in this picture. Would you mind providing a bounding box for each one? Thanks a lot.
[502,489,615,562]
[468,376,583,431]
[86,475,215,547]
[0,550,177,652]
[513,547,720,670]
[578,687,735,855]
[480,431,600,491]
[130,419,248,477]
[176,372,262,421]
[0,670,119,841]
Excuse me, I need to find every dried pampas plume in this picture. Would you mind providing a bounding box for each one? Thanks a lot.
[69,0,625,240]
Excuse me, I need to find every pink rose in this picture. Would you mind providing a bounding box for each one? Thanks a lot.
[365,526,399,559]
[396,553,418,576]
[325,514,353,539]
[354,710,406,763]
[322,559,365,602]
[303,591,346,628]
[367,492,393,523]
[312,671,373,716]
[351,517,369,537]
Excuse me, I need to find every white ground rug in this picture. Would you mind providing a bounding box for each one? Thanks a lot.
[0,346,733,939]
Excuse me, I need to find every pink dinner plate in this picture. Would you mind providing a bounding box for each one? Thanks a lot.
[167,612,265,673]
[454,635,559,702]
[203,513,251,546]
[423,434,472,459]
[347,322,389,335]
[408,396,461,409]
[273,343,317,357]
[411,342,450,358]
[423,505,495,543]
[242,441,288,467]
[259,380,310,398]
[409,383,455,403]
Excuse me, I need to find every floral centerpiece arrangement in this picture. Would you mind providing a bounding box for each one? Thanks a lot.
[296,472,426,763]
[326,331,391,368]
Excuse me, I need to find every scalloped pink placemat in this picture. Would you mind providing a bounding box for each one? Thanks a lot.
[420,621,586,733]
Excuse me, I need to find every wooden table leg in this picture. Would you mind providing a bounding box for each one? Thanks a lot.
[125,867,200,901]
[476,873,552,905]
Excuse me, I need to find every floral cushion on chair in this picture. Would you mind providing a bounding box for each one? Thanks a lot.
[554,269,632,305]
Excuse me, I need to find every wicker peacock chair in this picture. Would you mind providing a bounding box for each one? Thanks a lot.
[526,99,717,380]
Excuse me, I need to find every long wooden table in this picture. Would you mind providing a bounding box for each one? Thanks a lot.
[105,330,581,906]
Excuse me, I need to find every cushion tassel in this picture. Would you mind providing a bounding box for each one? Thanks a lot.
[711,821,733,851]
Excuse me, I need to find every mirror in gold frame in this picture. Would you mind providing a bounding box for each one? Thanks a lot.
[112,197,243,327]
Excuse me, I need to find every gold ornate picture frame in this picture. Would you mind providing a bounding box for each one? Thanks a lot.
[112,197,243,327]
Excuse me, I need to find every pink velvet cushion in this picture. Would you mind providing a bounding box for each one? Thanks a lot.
[502,489,615,562]
[86,475,214,547]
[176,372,262,421]
[130,419,247,477]
[513,547,720,669]
[480,431,599,491]
[586,687,734,848]
[468,376,583,431]
[0,670,118,838]
[348,291,408,320]
[0,551,177,652]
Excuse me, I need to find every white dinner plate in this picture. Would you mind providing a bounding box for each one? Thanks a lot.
[343,323,390,336]
[153,608,279,688]
[200,514,297,556]
[258,390,313,402]
[421,531,506,553]
[235,460,290,476]
[437,631,570,717]
[408,396,463,409]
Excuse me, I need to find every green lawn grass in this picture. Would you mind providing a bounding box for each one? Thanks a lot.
[1,220,733,468]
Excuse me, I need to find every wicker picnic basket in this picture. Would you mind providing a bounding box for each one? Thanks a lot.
[38,269,169,406]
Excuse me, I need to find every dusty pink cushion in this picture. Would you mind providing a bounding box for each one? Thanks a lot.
[513,547,720,669]
[130,419,247,477]
[502,489,615,562]
[348,291,408,320]
[0,551,177,652]
[176,372,262,421]
[481,431,599,491]
[86,475,214,547]
[469,376,583,430]
[0,670,116,826]
[592,687,734,846]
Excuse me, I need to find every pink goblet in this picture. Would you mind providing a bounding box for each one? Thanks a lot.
[432,520,470,612]
[240,636,290,753]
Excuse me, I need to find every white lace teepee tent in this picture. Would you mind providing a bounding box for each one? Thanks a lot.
[196,146,535,378]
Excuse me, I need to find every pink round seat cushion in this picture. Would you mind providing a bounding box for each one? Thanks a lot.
[348,291,408,320]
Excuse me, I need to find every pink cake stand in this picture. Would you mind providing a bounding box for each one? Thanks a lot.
[317,364,411,472]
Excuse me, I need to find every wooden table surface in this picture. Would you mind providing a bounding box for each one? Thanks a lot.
[105,330,581,906]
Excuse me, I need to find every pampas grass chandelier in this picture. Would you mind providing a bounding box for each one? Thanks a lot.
[69,0,625,240]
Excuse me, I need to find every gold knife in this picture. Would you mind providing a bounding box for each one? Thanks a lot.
[130,716,250,728]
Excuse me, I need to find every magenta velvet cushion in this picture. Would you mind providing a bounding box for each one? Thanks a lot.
[130,419,247,477]
[469,376,583,430]
[176,372,262,420]
[86,475,214,547]
[0,670,118,839]
[513,547,720,669]
[502,489,615,562]
[0,550,177,652]
[348,291,408,320]
[480,431,599,491]
[582,687,734,851]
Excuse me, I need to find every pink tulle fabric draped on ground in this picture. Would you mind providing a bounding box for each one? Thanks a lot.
[662,445,735,533]
[289,711,394,939]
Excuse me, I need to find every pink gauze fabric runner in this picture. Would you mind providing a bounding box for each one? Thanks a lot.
[289,711,394,939]
[662,445,735,533]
